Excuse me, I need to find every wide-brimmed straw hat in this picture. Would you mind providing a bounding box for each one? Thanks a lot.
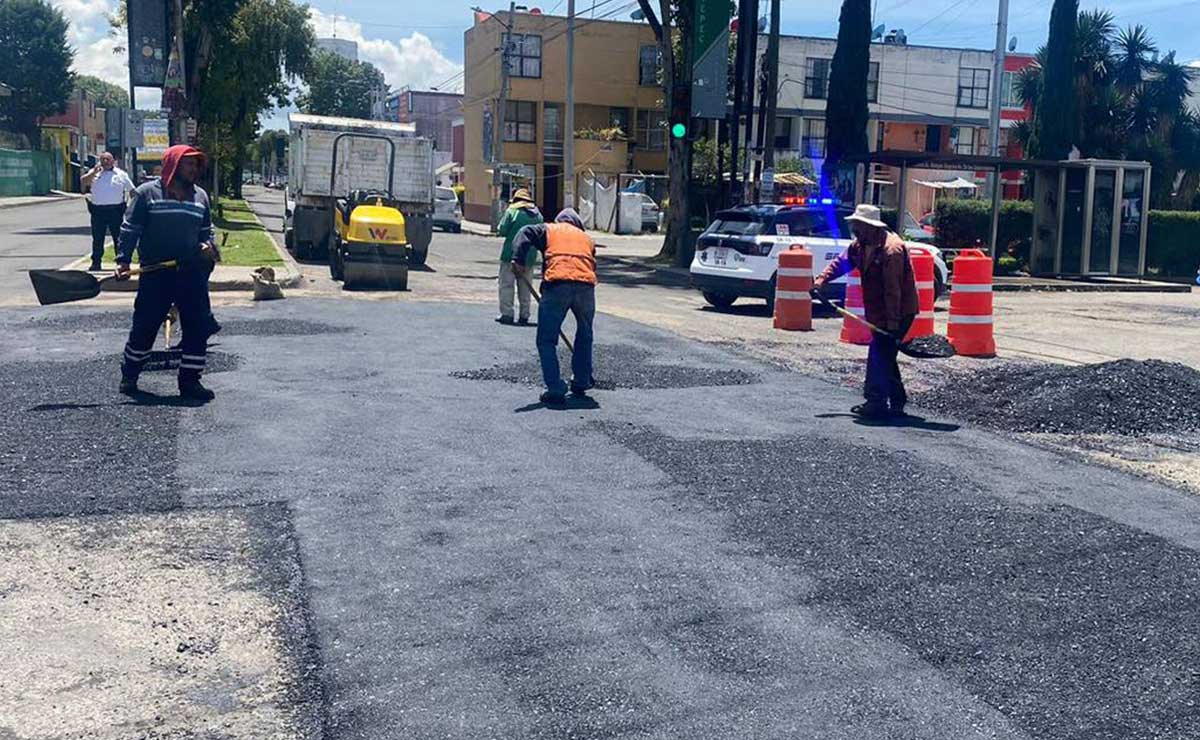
[844,203,888,229]
[510,188,534,204]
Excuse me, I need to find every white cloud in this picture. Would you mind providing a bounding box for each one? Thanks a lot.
[308,9,464,93]
[50,0,161,108]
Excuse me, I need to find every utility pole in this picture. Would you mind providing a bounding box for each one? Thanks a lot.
[77,88,86,173]
[761,0,781,173]
[730,0,750,203]
[987,0,1009,251]
[170,0,187,144]
[740,0,760,203]
[564,0,576,209]
[492,1,516,229]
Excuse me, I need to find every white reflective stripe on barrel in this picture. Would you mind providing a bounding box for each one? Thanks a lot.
[777,268,813,277]
[916,311,935,320]
[846,277,862,286]
[916,281,935,290]
[776,291,812,301]
[845,306,865,315]
[948,314,994,324]
[951,283,992,293]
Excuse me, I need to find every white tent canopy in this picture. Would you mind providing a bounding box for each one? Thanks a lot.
[913,176,978,190]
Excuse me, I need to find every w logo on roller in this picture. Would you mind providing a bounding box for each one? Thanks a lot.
[368,227,389,241]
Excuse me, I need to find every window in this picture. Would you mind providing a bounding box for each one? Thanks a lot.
[773,117,793,150]
[506,34,542,78]
[957,67,990,108]
[801,118,826,157]
[1001,70,1021,108]
[609,107,630,136]
[639,45,662,86]
[867,62,880,103]
[636,109,666,150]
[504,100,536,143]
[805,58,831,99]
[952,126,978,155]
[407,93,414,113]
[774,211,852,239]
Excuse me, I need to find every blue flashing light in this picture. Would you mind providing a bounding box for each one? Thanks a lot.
[820,197,836,205]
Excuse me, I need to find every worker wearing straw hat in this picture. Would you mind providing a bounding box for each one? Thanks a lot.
[495,188,543,325]
[814,203,919,419]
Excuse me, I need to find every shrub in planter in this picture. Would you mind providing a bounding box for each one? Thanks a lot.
[933,200,1033,266]
[1146,210,1200,278]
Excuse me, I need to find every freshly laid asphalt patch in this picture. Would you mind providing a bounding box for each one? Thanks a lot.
[216,317,351,336]
[0,357,184,518]
[600,423,1200,740]
[27,313,349,337]
[914,359,1200,435]
[452,343,759,390]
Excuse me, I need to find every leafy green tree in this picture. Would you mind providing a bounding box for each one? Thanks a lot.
[822,0,871,185]
[298,50,387,119]
[0,0,74,147]
[1029,0,1077,159]
[75,74,129,110]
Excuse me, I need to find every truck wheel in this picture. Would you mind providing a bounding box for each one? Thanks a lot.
[295,240,311,260]
[284,228,295,252]
[702,291,737,310]
[409,242,429,266]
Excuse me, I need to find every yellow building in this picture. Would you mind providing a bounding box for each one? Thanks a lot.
[463,9,667,223]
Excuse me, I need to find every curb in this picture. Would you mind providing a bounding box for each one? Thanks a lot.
[0,192,83,211]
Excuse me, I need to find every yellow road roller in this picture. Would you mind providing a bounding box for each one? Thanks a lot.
[328,133,410,290]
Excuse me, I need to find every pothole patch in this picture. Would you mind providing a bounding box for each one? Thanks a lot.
[452,343,759,390]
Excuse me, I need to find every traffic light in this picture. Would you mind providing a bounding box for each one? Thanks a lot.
[670,84,690,141]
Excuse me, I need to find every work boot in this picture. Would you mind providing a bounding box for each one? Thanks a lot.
[517,317,531,326]
[890,403,908,418]
[851,401,890,419]
[495,315,515,325]
[119,375,139,397]
[540,390,567,407]
[178,379,215,401]
[90,260,102,272]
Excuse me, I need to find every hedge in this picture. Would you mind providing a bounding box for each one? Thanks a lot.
[929,199,1200,277]
[932,199,1034,265]
[1146,210,1200,278]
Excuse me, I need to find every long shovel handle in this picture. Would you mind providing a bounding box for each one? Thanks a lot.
[811,287,891,337]
[98,259,179,286]
[516,269,574,352]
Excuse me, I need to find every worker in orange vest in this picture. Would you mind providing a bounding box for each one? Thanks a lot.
[511,208,596,407]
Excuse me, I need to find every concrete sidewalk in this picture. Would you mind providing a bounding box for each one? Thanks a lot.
[0,191,84,210]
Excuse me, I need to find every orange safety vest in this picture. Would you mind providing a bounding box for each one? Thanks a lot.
[543,223,597,284]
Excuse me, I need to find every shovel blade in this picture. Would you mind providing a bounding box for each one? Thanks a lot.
[900,333,956,359]
[28,269,104,306]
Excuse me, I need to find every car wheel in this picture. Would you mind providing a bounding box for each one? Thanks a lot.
[934,272,946,299]
[702,291,737,310]
[765,275,777,314]
[452,224,462,233]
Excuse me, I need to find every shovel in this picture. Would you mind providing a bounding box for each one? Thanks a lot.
[29,260,178,306]
[516,269,574,352]
[812,287,955,359]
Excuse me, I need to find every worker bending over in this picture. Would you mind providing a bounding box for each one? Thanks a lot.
[511,208,596,407]
[814,203,919,419]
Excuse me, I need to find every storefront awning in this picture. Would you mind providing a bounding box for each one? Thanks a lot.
[913,176,978,190]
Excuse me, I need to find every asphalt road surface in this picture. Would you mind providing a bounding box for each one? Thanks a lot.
[0,198,93,305]
[3,294,1200,738]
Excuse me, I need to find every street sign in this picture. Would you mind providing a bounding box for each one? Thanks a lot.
[186,117,198,143]
[761,167,775,201]
[138,117,169,161]
[127,0,169,87]
[691,0,732,119]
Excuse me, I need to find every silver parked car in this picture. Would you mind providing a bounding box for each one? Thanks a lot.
[433,186,462,233]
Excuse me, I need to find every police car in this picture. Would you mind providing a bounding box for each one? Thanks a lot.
[689,201,949,310]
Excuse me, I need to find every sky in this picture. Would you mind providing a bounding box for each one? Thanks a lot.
[52,0,1200,131]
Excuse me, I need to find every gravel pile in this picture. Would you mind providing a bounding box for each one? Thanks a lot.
[452,343,759,390]
[599,422,1200,739]
[914,359,1200,435]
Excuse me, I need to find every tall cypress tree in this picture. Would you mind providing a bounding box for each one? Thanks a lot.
[1032,0,1078,159]
[823,0,871,187]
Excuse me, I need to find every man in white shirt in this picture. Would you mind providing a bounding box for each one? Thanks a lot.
[82,151,135,271]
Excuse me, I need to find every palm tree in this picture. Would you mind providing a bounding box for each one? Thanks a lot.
[1113,25,1156,93]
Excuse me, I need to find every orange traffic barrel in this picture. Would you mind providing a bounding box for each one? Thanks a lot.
[839,269,873,345]
[774,245,813,331]
[947,248,996,357]
[905,245,936,342]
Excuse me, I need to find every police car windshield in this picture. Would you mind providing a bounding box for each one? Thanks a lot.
[709,216,766,236]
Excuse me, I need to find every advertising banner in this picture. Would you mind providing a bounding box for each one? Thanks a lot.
[127,0,169,87]
[137,117,169,162]
[691,0,732,118]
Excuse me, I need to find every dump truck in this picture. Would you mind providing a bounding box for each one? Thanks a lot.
[285,113,434,265]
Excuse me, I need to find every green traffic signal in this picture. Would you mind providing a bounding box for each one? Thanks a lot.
[671,123,687,139]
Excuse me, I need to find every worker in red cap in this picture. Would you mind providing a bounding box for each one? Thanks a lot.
[115,144,221,401]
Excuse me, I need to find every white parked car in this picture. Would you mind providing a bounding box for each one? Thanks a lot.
[433,186,463,233]
[689,203,949,311]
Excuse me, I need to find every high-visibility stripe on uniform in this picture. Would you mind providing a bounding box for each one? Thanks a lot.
[951,283,992,293]
[948,314,994,324]
[777,267,812,278]
[917,311,935,320]
[775,291,812,301]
